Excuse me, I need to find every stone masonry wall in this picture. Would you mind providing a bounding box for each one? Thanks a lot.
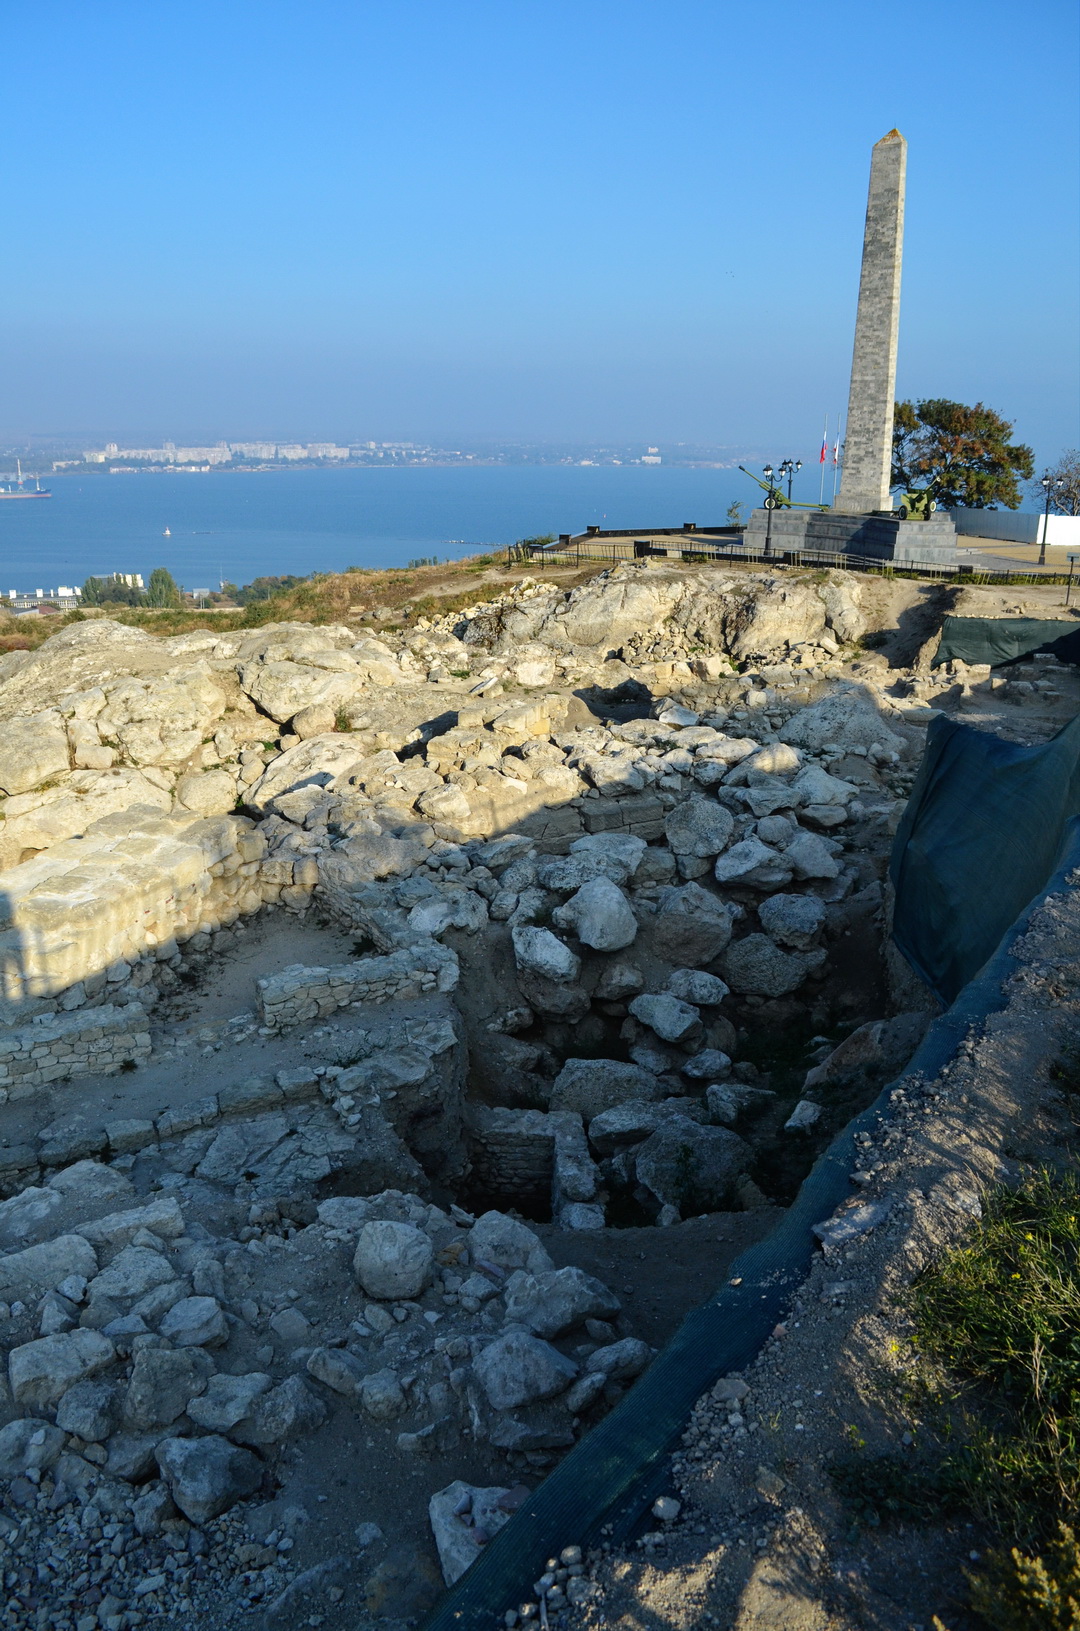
[256,943,460,1030]
[0,1002,151,1101]
[0,807,309,1026]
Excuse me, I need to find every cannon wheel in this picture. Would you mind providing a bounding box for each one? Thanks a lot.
[763,496,778,510]
[929,500,937,513]
[898,505,909,519]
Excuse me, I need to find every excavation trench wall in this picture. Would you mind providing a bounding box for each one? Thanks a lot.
[418,826,1080,1630]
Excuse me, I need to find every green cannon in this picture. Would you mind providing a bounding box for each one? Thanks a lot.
[738,467,828,511]
[895,484,939,521]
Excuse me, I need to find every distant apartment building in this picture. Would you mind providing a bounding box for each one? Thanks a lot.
[642,446,662,465]
[307,443,350,459]
[6,586,82,611]
[84,441,229,465]
[229,442,277,460]
[277,444,308,461]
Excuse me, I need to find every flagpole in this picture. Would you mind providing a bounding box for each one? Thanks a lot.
[818,415,828,505]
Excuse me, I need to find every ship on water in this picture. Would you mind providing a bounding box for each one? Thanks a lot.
[0,459,51,499]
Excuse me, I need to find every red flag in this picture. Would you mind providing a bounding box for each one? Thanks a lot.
[832,436,841,465]
[819,434,827,464]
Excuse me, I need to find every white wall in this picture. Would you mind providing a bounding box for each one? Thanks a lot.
[949,508,1080,548]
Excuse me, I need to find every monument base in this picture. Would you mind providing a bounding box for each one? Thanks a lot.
[742,507,960,568]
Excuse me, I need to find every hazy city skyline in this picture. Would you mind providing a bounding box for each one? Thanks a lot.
[1,1,1076,465]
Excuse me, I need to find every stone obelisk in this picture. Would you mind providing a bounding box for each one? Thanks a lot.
[836,130,906,514]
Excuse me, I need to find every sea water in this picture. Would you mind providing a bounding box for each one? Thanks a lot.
[0,464,752,592]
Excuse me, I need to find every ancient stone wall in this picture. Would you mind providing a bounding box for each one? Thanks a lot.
[256,944,459,1029]
[0,808,310,1027]
[0,1002,151,1101]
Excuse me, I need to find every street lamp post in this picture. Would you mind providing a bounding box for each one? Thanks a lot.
[762,463,775,557]
[1039,474,1062,567]
[778,458,802,502]
[1067,555,1078,609]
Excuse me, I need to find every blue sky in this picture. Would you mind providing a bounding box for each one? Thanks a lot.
[1,0,1077,464]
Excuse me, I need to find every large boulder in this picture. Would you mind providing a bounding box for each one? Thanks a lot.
[122,1348,216,1431]
[502,1266,620,1339]
[468,1211,553,1275]
[664,796,735,860]
[0,1419,67,1479]
[724,579,827,661]
[0,712,71,795]
[714,838,794,891]
[721,934,826,997]
[803,1011,930,1093]
[473,1331,578,1410]
[552,877,638,951]
[633,1116,750,1212]
[239,659,359,725]
[352,1221,434,1300]
[758,893,827,949]
[567,832,647,884]
[9,1330,116,1410]
[784,830,841,880]
[628,993,701,1044]
[779,686,904,756]
[649,883,736,966]
[247,734,370,810]
[155,1434,263,1524]
[550,1059,663,1122]
[511,925,581,983]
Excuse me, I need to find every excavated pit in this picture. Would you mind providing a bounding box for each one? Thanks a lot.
[3,563,1078,1629]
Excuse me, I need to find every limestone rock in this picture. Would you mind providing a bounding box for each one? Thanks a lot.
[803,1011,929,1092]
[473,1330,578,1410]
[783,830,841,880]
[501,1266,620,1338]
[664,968,729,1006]
[359,1368,406,1421]
[55,1377,122,1442]
[550,1058,663,1122]
[664,796,734,859]
[567,831,647,883]
[155,1433,263,1524]
[584,1337,652,1380]
[628,992,701,1044]
[174,769,239,817]
[633,1116,750,1212]
[0,1235,99,1303]
[159,1295,229,1347]
[511,925,580,983]
[468,1210,553,1275]
[0,1418,67,1478]
[9,1329,116,1410]
[429,1481,515,1587]
[649,882,736,965]
[122,1348,215,1430]
[0,712,71,795]
[233,1375,327,1446]
[551,877,637,951]
[714,837,794,890]
[681,1048,733,1082]
[87,1245,177,1305]
[352,1221,434,1300]
[779,687,904,757]
[594,961,644,1001]
[589,1100,694,1155]
[758,892,827,949]
[721,934,826,997]
[791,764,857,808]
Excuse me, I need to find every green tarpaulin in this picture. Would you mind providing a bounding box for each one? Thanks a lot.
[933,615,1080,668]
[891,711,1080,1003]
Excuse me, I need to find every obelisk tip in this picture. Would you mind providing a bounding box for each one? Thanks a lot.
[878,128,905,143]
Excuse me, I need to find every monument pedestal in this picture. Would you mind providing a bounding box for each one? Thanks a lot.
[742,507,960,568]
